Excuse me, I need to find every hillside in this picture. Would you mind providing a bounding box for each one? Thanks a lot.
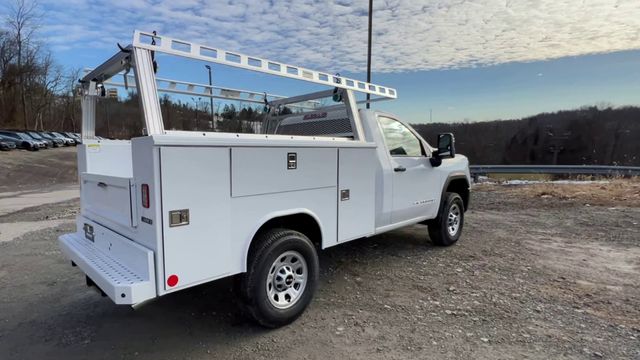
[412,106,640,166]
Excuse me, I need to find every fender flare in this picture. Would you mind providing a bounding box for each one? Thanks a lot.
[437,173,470,214]
[241,208,324,272]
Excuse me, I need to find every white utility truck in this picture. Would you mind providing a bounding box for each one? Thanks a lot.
[60,31,471,328]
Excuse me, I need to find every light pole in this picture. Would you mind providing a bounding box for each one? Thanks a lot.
[366,0,373,109]
[205,65,215,130]
[191,97,201,130]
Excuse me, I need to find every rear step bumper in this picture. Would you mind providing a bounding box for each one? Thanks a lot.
[58,219,156,305]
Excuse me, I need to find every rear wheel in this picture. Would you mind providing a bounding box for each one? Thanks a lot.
[428,192,464,246]
[240,228,319,328]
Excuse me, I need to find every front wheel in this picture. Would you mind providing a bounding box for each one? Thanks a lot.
[240,228,319,328]
[428,192,464,246]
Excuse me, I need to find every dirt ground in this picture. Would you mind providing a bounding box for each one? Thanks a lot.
[0,149,639,359]
[0,146,77,192]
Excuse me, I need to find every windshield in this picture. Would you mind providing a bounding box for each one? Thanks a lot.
[28,132,42,139]
[15,132,30,140]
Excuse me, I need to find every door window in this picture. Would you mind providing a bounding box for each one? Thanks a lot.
[378,117,422,156]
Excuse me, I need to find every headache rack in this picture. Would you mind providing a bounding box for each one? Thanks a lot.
[79,30,398,141]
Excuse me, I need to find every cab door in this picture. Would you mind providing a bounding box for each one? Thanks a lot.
[377,116,441,223]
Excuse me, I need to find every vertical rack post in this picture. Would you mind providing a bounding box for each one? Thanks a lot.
[366,0,373,109]
[81,81,97,140]
[132,47,165,135]
[344,89,365,141]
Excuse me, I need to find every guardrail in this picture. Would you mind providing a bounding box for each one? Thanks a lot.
[470,165,640,178]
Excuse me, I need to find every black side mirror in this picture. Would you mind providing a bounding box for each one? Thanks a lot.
[437,133,455,159]
[430,133,455,167]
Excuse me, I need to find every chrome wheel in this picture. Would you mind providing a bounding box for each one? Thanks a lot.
[447,203,461,237]
[266,250,308,309]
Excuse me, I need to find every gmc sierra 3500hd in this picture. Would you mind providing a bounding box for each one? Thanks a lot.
[59,30,470,328]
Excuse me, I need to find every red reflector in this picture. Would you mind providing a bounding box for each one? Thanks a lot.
[167,275,179,287]
[141,184,149,208]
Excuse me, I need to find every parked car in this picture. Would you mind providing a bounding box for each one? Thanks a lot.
[27,131,54,148]
[21,132,50,149]
[0,131,41,151]
[0,135,17,151]
[63,132,82,144]
[38,132,65,147]
[4,130,48,148]
[48,131,76,146]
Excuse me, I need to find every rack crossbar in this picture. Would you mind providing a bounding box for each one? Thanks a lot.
[97,71,322,110]
[132,30,397,100]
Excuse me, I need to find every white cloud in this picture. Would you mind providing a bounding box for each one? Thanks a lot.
[38,0,640,73]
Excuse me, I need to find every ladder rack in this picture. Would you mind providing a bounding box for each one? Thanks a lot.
[132,30,397,100]
[95,71,322,110]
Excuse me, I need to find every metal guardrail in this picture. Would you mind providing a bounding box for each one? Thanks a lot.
[470,165,640,177]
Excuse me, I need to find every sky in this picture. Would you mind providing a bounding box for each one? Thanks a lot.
[19,0,640,123]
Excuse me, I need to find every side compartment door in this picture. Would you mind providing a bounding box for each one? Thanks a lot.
[337,147,376,242]
[377,116,441,223]
[160,146,231,290]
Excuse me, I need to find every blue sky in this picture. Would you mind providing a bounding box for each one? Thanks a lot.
[27,0,640,123]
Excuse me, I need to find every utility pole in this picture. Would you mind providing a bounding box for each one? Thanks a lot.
[366,0,373,109]
[205,65,215,130]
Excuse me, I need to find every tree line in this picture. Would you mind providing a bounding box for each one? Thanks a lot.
[0,0,263,137]
[412,106,640,166]
[0,0,81,132]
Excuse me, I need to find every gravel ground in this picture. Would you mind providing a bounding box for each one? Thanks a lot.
[0,181,638,359]
[0,147,77,192]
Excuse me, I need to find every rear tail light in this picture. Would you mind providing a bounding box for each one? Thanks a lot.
[141,184,150,208]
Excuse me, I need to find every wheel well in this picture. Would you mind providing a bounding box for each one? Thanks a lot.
[248,213,322,264]
[446,178,470,211]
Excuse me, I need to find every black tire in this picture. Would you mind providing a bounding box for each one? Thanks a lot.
[428,192,464,246]
[239,228,319,328]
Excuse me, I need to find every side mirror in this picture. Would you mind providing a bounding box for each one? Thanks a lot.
[430,133,455,167]
[436,133,455,159]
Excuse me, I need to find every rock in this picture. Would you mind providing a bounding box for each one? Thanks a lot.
[448,286,456,292]
[593,352,603,358]
[480,338,489,343]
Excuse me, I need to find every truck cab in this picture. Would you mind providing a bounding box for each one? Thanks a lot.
[59,30,470,328]
[273,107,470,230]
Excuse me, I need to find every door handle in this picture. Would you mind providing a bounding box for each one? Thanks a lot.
[394,166,406,172]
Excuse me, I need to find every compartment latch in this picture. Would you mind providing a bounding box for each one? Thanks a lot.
[169,209,190,227]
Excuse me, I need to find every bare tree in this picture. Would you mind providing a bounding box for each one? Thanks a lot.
[28,52,63,130]
[60,68,81,132]
[6,0,39,130]
[0,30,18,123]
